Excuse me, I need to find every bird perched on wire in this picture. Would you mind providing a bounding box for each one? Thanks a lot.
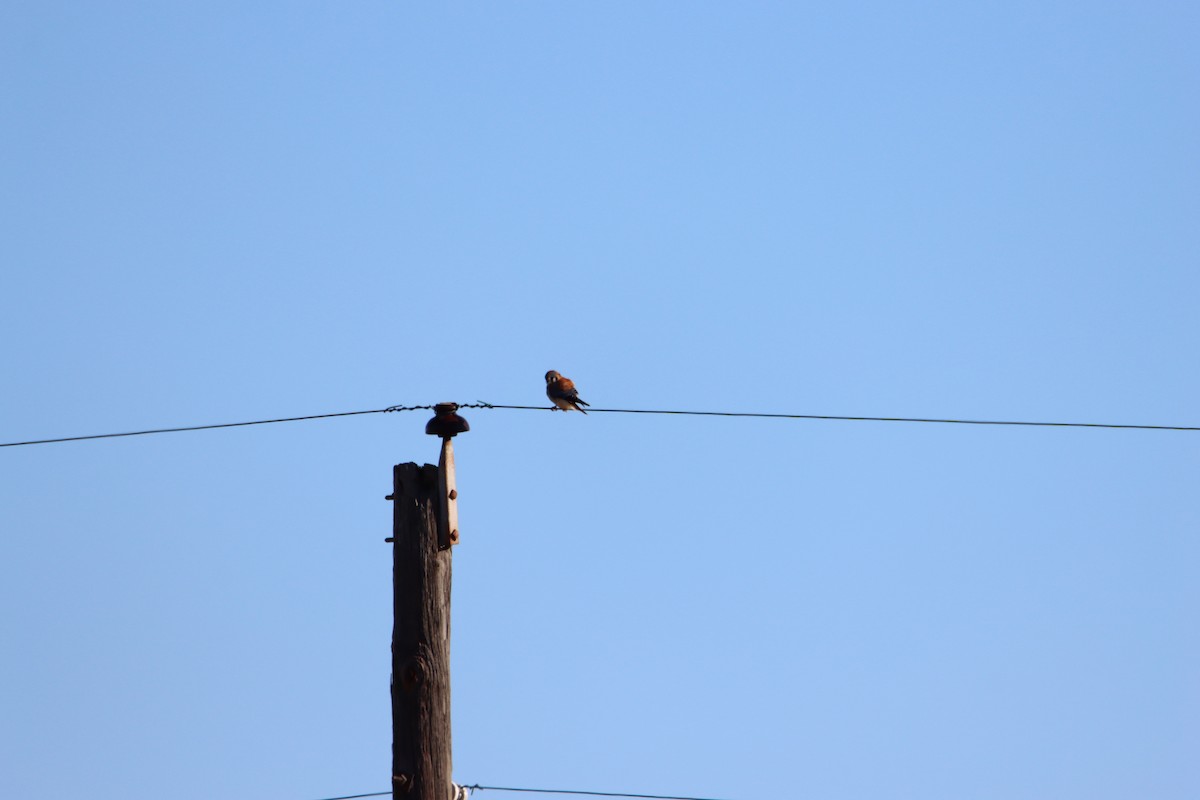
[545,370,590,414]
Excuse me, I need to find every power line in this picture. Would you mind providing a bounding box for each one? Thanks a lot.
[467,784,733,800]
[0,404,443,448]
[0,408,389,447]
[308,786,731,800]
[3,401,1197,449]
[481,404,1200,432]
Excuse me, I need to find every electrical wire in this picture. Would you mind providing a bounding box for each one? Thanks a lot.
[0,409,386,447]
[0,404,440,448]
[307,786,731,800]
[479,404,1200,432]
[3,401,1197,448]
[467,784,732,800]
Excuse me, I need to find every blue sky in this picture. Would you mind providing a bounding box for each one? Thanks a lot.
[2,3,1198,799]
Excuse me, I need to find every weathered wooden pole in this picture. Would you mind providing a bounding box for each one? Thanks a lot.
[390,403,467,800]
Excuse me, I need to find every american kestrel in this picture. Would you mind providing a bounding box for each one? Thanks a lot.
[545,370,590,414]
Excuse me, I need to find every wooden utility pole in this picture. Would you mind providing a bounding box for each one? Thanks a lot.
[389,404,467,800]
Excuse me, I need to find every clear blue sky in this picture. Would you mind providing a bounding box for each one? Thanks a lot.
[2,3,1198,799]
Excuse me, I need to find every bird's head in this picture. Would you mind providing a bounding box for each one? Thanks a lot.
[545,370,562,384]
